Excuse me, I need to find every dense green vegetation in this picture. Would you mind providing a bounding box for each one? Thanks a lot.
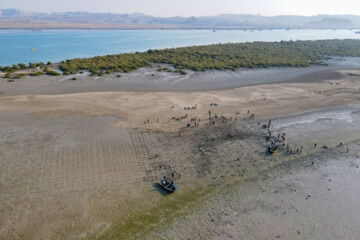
[56,39,360,75]
[1,40,360,76]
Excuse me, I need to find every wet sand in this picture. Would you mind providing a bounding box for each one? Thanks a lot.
[1,58,360,96]
[1,65,360,239]
[143,106,360,240]
[211,152,360,240]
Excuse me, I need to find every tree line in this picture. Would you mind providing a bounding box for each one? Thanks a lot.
[57,39,360,74]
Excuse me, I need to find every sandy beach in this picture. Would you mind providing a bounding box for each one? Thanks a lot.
[1,62,360,239]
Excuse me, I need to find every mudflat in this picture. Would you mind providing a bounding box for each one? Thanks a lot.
[1,58,360,95]
[1,63,360,239]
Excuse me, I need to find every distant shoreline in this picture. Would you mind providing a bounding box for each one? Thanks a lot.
[0,21,273,30]
[0,21,359,30]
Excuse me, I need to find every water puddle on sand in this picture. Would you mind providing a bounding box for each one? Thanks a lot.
[265,106,360,147]
[274,108,355,129]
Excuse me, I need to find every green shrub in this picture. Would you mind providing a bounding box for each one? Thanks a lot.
[12,74,25,79]
[28,62,36,68]
[29,71,45,76]
[12,64,19,71]
[175,69,188,75]
[3,66,14,73]
[36,62,45,68]
[71,77,77,80]
[45,70,60,76]
[4,73,11,78]
[157,67,173,72]
[18,63,27,69]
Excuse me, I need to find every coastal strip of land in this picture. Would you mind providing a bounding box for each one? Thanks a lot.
[0,21,288,30]
[2,40,360,79]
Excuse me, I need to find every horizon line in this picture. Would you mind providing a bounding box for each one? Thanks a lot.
[2,8,360,18]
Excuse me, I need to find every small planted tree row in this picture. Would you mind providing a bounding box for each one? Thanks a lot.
[1,61,52,73]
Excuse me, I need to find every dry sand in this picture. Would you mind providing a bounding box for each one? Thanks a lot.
[1,66,360,239]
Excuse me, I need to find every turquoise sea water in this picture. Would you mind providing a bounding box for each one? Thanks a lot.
[0,29,360,66]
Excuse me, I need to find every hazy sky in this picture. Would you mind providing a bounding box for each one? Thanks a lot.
[2,0,360,17]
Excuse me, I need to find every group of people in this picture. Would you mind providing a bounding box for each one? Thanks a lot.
[158,161,179,186]
[286,144,304,154]
[188,117,201,127]
[144,117,161,124]
[264,120,307,155]
[149,104,258,133]
[187,121,200,128]
[172,113,188,121]
[208,110,236,126]
[243,111,255,121]
[184,104,198,110]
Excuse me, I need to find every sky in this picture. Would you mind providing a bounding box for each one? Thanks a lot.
[2,0,360,17]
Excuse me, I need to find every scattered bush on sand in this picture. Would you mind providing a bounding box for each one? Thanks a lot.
[4,73,11,78]
[12,74,25,79]
[175,69,188,75]
[45,69,60,76]
[29,71,45,76]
